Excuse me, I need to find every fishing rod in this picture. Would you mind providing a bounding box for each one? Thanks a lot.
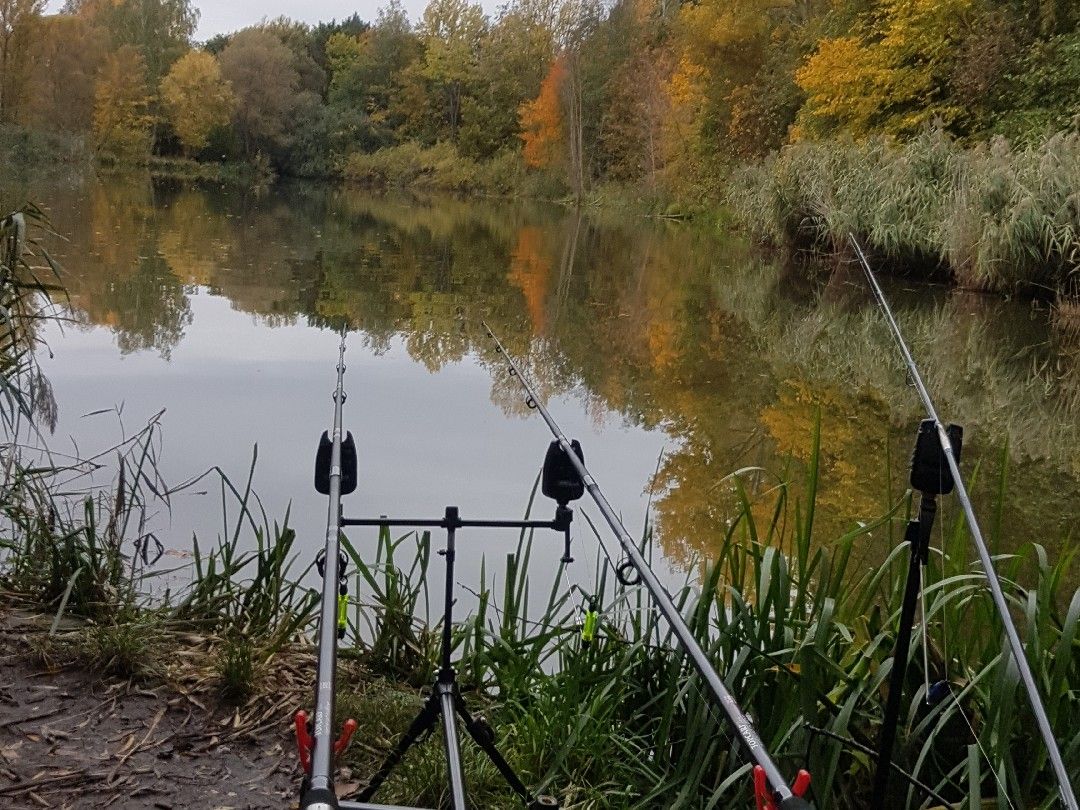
[297,331,361,810]
[483,324,812,810]
[850,235,1079,810]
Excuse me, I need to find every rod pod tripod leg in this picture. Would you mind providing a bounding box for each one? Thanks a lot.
[357,508,559,810]
[870,493,936,807]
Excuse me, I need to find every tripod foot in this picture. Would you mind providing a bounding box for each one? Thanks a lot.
[529,797,559,809]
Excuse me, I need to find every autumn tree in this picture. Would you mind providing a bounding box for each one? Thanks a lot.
[0,0,44,123]
[519,56,565,169]
[457,0,558,159]
[662,0,807,183]
[794,0,983,139]
[68,0,197,86]
[310,13,368,77]
[419,0,488,141]
[259,16,327,96]
[218,28,306,162]
[24,14,107,132]
[598,48,671,182]
[325,4,421,155]
[553,0,605,198]
[93,45,154,158]
[160,50,235,153]
[584,0,664,183]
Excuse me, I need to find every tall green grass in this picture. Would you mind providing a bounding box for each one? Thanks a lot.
[728,128,1080,299]
[1,207,317,677]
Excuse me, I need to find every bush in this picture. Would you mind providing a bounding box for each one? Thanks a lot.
[0,126,91,172]
[341,142,569,198]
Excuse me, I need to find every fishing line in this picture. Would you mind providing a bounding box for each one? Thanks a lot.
[955,693,1019,810]
[937,473,949,685]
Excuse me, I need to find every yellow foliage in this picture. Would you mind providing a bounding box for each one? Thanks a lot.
[794,37,890,138]
[160,50,236,153]
[666,55,705,110]
[679,0,776,56]
[658,54,706,183]
[795,0,977,138]
[92,46,153,158]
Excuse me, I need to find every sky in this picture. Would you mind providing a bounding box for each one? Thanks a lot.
[44,1,500,41]
[192,1,429,40]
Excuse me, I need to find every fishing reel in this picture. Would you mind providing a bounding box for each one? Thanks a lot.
[542,439,584,564]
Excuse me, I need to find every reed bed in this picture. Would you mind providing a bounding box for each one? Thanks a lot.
[728,129,1080,299]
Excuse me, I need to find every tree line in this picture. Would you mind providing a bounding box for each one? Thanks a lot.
[2,0,1077,197]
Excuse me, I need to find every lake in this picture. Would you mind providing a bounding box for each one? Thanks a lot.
[13,173,1080,603]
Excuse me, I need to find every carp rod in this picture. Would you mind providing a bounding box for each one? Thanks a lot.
[297,330,359,810]
[850,235,1079,810]
[484,324,812,810]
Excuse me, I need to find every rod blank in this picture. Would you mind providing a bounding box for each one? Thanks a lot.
[304,332,349,807]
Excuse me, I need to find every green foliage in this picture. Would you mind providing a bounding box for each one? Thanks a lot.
[216,633,257,702]
[456,2,554,161]
[170,450,318,648]
[342,525,436,686]
[0,125,90,169]
[418,0,488,141]
[77,611,164,678]
[994,27,1080,143]
[341,141,550,196]
[324,14,420,156]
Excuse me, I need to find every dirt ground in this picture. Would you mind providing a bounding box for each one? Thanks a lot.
[1,608,302,810]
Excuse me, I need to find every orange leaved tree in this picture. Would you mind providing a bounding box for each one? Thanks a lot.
[518,55,566,170]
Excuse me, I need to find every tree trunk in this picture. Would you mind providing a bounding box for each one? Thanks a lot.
[564,50,584,203]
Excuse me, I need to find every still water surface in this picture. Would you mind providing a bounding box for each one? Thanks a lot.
[21,175,1080,595]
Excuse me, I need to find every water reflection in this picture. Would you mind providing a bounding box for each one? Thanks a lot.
[30,175,1080,573]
